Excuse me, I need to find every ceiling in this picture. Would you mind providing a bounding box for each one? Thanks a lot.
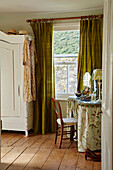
[0,0,103,13]
[0,0,103,35]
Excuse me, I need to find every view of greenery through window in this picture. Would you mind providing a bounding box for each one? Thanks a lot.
[53,30,80,95]
[53,30,79,54]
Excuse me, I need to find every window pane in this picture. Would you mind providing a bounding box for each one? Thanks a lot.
[69,62,77,93]
[55,65,67,93]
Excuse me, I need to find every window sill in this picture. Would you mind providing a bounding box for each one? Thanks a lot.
[55,98,68,102]
[55,93,75,101]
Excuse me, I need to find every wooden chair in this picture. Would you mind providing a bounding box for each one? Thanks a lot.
[52,98,78,148]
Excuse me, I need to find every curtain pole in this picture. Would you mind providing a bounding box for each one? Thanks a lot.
[26,14,103,23]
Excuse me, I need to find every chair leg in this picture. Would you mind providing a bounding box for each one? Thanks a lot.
[70,125,74,141]
[59,125,63,149]
[55,122,58,144]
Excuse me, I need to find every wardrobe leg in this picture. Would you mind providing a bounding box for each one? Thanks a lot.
[25,130,28,137]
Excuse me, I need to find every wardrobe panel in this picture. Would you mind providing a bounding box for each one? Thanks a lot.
[0,42,20,117]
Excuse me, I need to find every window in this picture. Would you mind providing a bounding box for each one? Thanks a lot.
[54,54,78,94]
[53,30,80,98]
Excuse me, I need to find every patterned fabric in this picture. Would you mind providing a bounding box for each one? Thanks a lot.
[23,37,38,102]
[77,104,101,152]
[68,97,101,152]
[68,98,78,119]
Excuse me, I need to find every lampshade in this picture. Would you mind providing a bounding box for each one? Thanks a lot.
[93,69,102,80]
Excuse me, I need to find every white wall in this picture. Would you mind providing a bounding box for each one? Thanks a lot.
[0,9,103,36]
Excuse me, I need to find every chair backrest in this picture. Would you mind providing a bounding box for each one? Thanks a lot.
[52,98,63,124]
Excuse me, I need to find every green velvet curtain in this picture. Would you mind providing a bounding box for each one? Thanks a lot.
[77,18,103,92]
[30,22,55,134]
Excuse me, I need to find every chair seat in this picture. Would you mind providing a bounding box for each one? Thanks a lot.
[57,117,78,126]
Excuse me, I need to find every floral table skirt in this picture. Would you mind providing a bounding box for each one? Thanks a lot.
[68,97,101,152]
[77,103,101,152]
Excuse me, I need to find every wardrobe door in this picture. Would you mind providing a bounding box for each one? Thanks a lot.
[0,41,20,117]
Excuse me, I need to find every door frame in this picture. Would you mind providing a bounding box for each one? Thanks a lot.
[102,0,113,169]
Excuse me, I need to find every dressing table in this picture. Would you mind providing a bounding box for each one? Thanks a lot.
[67,96,101,152]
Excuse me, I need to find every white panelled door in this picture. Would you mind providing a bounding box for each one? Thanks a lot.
[0,50,1,169]
[0,41,20,117]
[102,0,113,169]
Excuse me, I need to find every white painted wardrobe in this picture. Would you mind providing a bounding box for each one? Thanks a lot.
[0,31,33,136]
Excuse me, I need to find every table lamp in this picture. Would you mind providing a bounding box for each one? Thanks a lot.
[93,69,102,101]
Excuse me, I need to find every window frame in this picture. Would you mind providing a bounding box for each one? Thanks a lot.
[54,54,78,99]
[53,28,80,99]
